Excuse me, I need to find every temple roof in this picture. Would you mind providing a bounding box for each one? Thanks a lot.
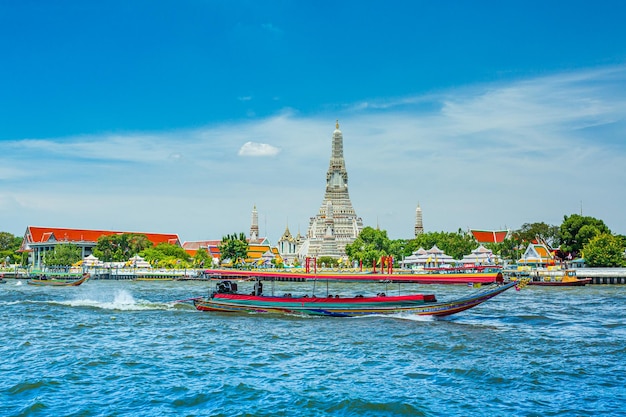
[279,226,295,242]
[470,229,509,243]
[21,226,180,251]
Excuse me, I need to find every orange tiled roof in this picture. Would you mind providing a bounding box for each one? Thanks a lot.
[470,230,508,243]
[182,240,221,251]
[182,241,223,258]
[22,226,180,251]
[534,244,551,258]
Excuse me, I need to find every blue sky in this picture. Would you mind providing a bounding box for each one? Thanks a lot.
[2,1,626,244]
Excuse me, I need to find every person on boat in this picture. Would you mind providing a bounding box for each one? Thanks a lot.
[253,280,263,296]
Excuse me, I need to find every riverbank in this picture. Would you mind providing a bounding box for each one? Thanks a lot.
[3,267,626,284]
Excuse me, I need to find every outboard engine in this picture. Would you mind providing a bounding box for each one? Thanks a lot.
[216,280,238,294]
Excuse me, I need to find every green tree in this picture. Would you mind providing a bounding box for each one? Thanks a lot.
[516,222,560,246]
[485,236,523,263]
[93,233,152,262]
[559,214,611,257]
[141,247,167,266]
[388,239,410,264]
[317,256,339,268]
[410,230,476,260]
[219,233,249,267]
[152,242,190,259]
[0,231,22,264]
[43,244,82,266]
[140,243,191,269]
[345,227,390,266]
[583,233,626,267]
[193,247,212,268]
[126,234,152,256]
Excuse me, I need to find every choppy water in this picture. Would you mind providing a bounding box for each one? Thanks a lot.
[1,279,625,416]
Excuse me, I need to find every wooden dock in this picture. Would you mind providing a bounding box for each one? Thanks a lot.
[574,268,626,284]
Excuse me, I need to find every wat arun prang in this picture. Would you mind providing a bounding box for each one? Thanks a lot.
[304,121,363,259]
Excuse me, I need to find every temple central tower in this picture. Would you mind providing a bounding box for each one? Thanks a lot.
[305,121,363,258]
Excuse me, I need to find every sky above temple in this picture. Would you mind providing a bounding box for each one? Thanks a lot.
[2,1,626,243]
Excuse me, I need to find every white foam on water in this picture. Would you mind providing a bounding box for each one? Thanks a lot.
[0,300,23,306]
[391,313,436,322]
[350,312,436,322]
[55,289,174,311]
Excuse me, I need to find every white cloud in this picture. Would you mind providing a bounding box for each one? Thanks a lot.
[238,142,281,157]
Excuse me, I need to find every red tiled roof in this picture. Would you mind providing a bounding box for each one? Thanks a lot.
[182,240,221,250]
[182,241,222,257]
[470,230,508,243]
[22,226,180,250]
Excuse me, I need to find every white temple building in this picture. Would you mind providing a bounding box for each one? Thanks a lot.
[277,224,302,265]
[300,121,363,260]
[459,245,498,265]
[400,245,455,269]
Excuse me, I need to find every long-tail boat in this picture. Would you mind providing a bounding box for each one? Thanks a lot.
[192,278,520,318]
[202,266,503,285]
[505,267,592,286]
[528,276,592,286]
[27,272,91,287]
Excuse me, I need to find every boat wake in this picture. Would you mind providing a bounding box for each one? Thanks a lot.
[52,290,183,311]
[385,313,436,322]
[350,312,436,322]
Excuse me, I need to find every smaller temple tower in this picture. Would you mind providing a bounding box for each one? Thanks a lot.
[277,224,298,265]
[250,205,260,244]
[414,204,424,237]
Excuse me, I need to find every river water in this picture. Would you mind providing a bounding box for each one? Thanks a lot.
[1,279,625,416]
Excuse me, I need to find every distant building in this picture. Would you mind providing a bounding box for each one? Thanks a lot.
[20,226,181,268]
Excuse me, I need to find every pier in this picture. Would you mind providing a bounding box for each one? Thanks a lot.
[574,268,626,284]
